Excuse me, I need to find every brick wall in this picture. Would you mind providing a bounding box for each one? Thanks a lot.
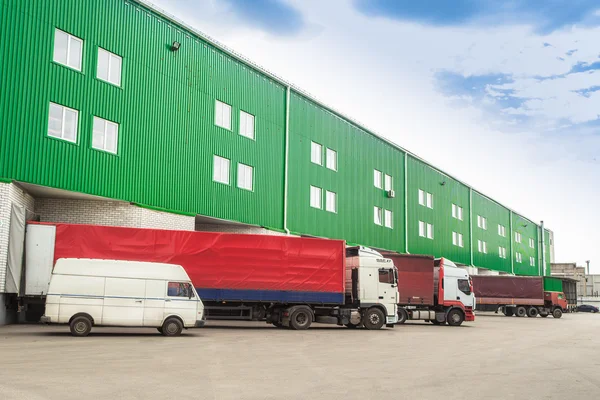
[35,199,195,231]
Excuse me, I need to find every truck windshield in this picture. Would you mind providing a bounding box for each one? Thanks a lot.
[458,279,471,295]
[379,269,394,284]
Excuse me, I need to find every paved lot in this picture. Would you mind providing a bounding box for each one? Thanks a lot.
[0,313,599,400]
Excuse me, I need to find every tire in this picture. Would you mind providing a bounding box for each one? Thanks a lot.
[503,308,514,317]
[289,307,312,330]
[363,308,385,330]
[70,315,93,337]
[397,308,408,324]
[161,317,183,337]
[552,308,563,319]
[527,307,539,318]
[446,309,465,327]
[515,306,527,318]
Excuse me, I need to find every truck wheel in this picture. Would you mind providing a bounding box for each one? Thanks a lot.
[161,318,183,336]
[515,306,527,317]
[552,308,563,319]
[69,316,92,337]
[503,308,514,317]
[289,307,312,330]
[397,309,408,324]
[446,309,465,326]
[527,307,538,318]
[363,308,385,330]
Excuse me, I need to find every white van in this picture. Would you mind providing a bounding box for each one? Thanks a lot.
[40,258,205,337]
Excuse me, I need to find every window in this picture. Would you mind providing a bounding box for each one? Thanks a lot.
[92,116,118,154]
[239,110,255,139]
[530,257,535,267]
[374,170,382,188]
[384,174,392,191]
[458,279,471,295]
[310,186,322,209]
[478,240,487,254]
[516,252,522,263]
[452,232,463,247]
[418,189,433,208]
[374,206,383,225]
[48,102,78,143]
[529,238,535,248]
[53,29,83,71]
[213,155,230,184]
[311,142,322,165]
[515,232,522,243]
[237,163,253,191]
[378,269,394,284]
[498,224,506,237]
[326,191,337,213]
[167,282,194,298]
[215,100,232,130]
[97,48,122,86]
[452,204,463,220]
[477,215,487,230]
[384,209,393,228]
[326,148,337,171]
[419,221,433,239]
[499,246,507,259]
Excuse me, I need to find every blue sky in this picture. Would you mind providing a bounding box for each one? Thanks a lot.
[153,0,600,271]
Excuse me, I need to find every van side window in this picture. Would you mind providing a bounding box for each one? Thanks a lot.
[168,282,194,298]
[378,269,394,284]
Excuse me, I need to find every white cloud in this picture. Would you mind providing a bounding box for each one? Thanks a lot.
[152,0,600,272]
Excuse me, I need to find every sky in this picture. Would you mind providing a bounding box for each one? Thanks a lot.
[151,0,600,273]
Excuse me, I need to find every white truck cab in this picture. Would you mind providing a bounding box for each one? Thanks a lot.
[441,259,475,309]
[41,258,205,337]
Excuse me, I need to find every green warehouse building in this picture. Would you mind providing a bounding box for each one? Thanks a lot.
[0,0,554,322]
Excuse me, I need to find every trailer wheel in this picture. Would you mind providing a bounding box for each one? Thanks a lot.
[397,309,408,324]
[161,317,183,336]
[552,308,563,319]
[502,308,514,317]
[446,309,465,326]
[363,308,385,330]
[515,306,527,317]
[526,307,538,318]
[289,307,313,330]
[69,315,92,337]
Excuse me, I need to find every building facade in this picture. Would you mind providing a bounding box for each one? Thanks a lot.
[0,0,553,319]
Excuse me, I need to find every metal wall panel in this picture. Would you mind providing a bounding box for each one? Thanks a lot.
[472,193,512,273]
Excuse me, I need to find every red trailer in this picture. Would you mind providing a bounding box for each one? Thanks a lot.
[472,275,567,318]
[380,252,475,326]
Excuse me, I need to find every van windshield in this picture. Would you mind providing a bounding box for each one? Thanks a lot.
[168,282,194,298]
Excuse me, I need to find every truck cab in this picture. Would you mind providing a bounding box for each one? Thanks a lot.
[435,258,476,325]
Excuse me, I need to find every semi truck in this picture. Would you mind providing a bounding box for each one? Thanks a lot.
[380,252,475,326]
[472,275,567,318]
[19,222,399,330]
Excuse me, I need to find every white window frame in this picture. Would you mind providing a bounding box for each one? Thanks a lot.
[418,189,425,206]
[215,100,232,130]
[239,110,255,140]
[53,29,83,71]
[326,148,337,171]
[530,257,535,267]
[452,232,463,247]
[374,206,383,226]
[419,221,426,237]
[310,186,322,209]
[498,224,506,237]
[499,246,506,259]
[384,209,393,229]
[529,238,535,248]
[374,170,382,189]
[426,192,433,209]
[311,142,322,165]
[452,204,463,220]
[427,223,434,239]
[384,174,392,191]
[478,240,487,254]
[212,155,230,185]
[326,190,337,213]
[237,163,254,191]
[92,116,119,154]
[419,189,433,208]
[516,252,522,263]
[97,47,122,87]
[515,232,522,243]
[477,215,487,230]
[47,102,78,143]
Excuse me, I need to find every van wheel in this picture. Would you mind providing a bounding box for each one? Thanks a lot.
[363,308,385,330]
[161,318,183,336]
[70,316,92,337]
[446,309,465,326]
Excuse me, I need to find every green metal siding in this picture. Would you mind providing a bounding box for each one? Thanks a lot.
[0,0,554,276]
[287,93,406,252]
[543,277,563,292]
[0,0,286,229]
